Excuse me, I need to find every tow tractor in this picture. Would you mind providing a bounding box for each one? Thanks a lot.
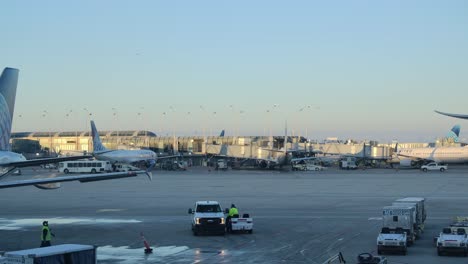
[436,216,468,256]
[225,208,254,234]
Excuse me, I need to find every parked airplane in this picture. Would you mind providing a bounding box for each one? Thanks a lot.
[0,67,148,189]
[395,125,468,167]
[91,120,157,170]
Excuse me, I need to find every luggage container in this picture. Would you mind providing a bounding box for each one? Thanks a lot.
[3,244,97,264]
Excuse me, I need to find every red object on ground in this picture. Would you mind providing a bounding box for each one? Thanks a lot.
[140,232,153,254]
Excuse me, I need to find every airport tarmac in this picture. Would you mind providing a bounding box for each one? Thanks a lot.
[1,166,468,263]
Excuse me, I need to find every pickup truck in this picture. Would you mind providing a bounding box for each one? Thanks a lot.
[188,201,225,236]
[420,162,447,172]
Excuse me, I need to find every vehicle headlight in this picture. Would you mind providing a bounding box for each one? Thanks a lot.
[221,218,225,224]
[196,218,200,225]
[378,241,383,245]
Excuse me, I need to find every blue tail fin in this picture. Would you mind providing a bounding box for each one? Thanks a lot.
[446,125,461,143]
[0,68,19,151]
[219,129,225,137]
[90,120,108,152]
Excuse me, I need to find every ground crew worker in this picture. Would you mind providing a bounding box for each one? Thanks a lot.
[40,221,55,247]
[229,204,239,218]
[226,204,239,232]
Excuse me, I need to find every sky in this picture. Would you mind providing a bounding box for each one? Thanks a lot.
[1,1,468,142]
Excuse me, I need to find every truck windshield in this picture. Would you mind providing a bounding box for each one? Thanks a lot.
[196,204,222,213]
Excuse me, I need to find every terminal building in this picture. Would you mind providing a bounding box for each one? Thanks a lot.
[11,131,397,163]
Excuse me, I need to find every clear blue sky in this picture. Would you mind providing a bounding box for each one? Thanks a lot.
[2,1,468,142]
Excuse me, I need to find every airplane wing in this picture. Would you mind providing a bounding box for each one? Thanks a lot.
[0,171,146,189]
[435,110,468,120]
[2,155,93,168]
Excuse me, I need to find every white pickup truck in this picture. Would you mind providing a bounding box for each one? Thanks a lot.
[188,201,226,236]
[420,162,447,172]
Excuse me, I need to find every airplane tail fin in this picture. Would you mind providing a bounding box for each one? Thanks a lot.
[445,125,461,143]
[90,120,108,152]
[219,129,225,137]
[0,68,19,151]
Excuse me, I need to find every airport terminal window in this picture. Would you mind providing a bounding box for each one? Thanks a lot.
[196,204,222,213]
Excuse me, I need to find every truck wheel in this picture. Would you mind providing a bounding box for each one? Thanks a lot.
[440,168,445,172]
[464,250,467,257]
[423,168,427,172]
[377,249,382,255]
[437,249,442,256]
[193,230,198,236]
[64,169,69,174]
[402,248,407,255]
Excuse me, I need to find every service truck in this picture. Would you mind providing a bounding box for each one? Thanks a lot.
[393,197,426,236]
[1,244,97,264]
[420,162,447,172]
[188,201,226,236]
[436,217,468,256]
[381,205,416,246]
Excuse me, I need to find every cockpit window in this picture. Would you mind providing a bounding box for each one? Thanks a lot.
[196,204,221,213]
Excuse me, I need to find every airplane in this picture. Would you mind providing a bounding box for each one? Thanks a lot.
[90,120,157,170]
[435,110,468,120]
[0,67,150,189]
[394,125,468,167]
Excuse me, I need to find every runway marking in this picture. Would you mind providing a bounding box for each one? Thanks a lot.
[0,217,141,230]
[368,217,382,221]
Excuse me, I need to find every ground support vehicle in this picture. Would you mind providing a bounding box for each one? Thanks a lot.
[382,205,416,246]
[225,212,253,234]
[376,227,407,255]
[393,197,426,237]
[188,201,225,236]
[216,159,228,171]
[1,244,97,264]
[436,217,468,256]
[340,160,357,170]
[356,253,388,264]
[420,162,447,172]
[436,227,468,256]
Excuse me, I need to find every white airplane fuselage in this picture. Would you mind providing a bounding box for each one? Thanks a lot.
[398,147,468,163]
[94,149,157,164]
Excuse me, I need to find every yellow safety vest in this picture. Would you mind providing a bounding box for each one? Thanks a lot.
[41,226,51,241]
[229,207,238,217]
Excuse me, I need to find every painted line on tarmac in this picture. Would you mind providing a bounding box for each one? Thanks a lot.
[0,217,141,230]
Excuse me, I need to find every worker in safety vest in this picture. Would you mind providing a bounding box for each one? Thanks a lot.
[40,221,55,247]
[226,204,239,232]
